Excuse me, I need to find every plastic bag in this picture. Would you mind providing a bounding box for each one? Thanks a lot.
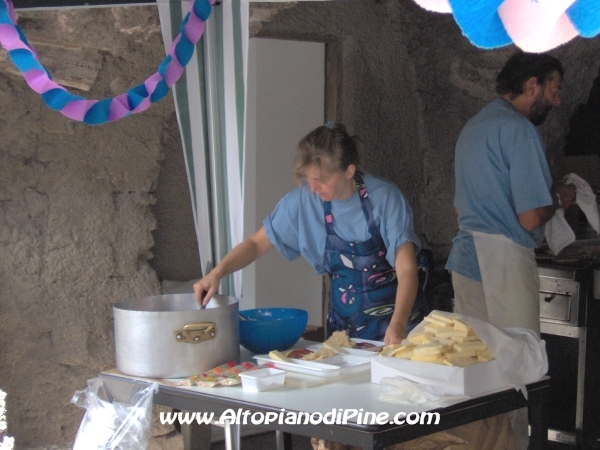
[71,375,158,450]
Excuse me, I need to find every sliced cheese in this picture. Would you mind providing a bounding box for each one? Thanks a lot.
[452,318,472,332]
[453,340,487,352]
[380,343,407,357]
[413,343,444,355]
[423,316,448,327]
[379,311,492,367]
[428,326,455,335]
[476,349,495,362]
[394,350,414,359]
[431,337,455,349]
[407,331,433,344]
[269,350,292,362]
[422,335,437,344]
[449,334,480,343]
[435,329,469,338]
[322,341,348,354]
[430,312,456,324]
[423,323,442,333]
[445,357,478,367]
[387,344,413,356]
[445,350,477,358]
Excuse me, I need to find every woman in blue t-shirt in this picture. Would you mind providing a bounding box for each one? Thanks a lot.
[194,123,422,344]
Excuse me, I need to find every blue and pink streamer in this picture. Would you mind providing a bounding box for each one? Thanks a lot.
[0,0,213,125]
[2,0,600,125]
[413,0,600,52]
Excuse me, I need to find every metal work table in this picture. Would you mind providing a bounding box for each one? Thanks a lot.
[101,368,550,450]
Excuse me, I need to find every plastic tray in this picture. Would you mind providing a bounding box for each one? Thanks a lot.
[239,367,286,392]
[306,339,385,356]
[316,354,371,374]
[253,356,341,378]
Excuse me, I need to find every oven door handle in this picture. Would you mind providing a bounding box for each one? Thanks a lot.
[540,290,572,303]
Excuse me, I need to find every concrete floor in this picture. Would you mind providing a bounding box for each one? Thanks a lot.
[211,432,313,450]
[210,431,589,450]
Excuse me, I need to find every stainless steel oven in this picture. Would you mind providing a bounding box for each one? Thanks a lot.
[538,264,600,449]
[539,266,583,328]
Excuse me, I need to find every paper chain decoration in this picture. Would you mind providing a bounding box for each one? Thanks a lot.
[0,0,213,125]
[3,0,600,125]
[413,0,600,53]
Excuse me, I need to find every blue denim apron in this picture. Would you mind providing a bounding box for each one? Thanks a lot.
[323,172,424,340]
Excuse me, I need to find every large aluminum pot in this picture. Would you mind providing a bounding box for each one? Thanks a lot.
[113,293,239,378]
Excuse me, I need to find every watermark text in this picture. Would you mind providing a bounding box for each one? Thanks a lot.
[160,408,440,426]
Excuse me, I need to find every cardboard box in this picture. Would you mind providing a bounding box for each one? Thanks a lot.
[371,356,511,396]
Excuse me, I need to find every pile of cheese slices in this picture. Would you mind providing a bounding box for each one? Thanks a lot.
[380,311,495,367]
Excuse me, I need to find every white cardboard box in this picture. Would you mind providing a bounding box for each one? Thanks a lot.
[371,356,511,396]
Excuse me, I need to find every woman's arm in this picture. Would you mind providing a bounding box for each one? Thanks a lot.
[384,241,419,345]
[193,226,274,305]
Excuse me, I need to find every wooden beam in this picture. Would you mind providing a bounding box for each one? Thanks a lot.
[12,0,155,9]
[0,41,102,91]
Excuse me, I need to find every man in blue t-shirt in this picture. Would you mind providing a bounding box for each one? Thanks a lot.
[446,52,577,450]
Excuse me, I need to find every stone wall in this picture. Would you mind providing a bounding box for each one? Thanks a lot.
[253,0,600,260]
[0,6,189,449]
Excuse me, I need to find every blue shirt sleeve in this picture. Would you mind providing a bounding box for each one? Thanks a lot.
[263,189,303,261]
[505,123,553,215]
[367,177,421,267]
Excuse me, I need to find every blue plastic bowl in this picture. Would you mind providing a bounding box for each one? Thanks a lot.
[239,308,308,355]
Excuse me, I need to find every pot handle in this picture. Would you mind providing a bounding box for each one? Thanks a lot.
[174,322,216,344]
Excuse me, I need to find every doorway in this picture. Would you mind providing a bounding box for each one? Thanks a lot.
[243,37,326,327]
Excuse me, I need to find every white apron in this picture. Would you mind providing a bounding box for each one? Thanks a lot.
[472,231,541,336]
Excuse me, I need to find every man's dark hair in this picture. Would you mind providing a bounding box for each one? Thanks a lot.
[496,51,564,97]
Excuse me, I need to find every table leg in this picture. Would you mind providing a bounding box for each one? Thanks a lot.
[276,430,293,450]
[223,420,241,450]
[529,395,549,450]
[181,422,211,450]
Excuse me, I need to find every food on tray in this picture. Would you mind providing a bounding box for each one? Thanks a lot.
[285,348,314,359]
[322,341,349,354]
[201,361,238,377]
[378,311,495,367]
[195,361,261,387]
[300,347,335,361]
[299,348,334,360]
[296,330,377,361]
[354,341,376,349]
[325,330,355,348]
[176,375,201,386]
[270,331,381,363]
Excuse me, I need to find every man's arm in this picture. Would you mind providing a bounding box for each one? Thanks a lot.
[518,183,577,231]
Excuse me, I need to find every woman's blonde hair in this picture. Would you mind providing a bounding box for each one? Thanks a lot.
[293,123,361,183]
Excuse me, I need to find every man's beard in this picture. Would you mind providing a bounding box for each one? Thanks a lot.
[529,92,552,126]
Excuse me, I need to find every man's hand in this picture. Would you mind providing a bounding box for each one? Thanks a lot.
[552,181,577,209]
[519,180,578,231]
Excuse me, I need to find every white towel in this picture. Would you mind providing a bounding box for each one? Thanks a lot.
[545,173,600,255]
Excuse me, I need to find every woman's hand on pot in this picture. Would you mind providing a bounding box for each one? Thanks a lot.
[193,273,220,306]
